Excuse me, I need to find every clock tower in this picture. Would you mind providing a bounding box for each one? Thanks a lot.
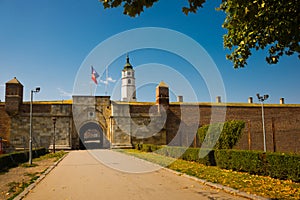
[121,55,136,102]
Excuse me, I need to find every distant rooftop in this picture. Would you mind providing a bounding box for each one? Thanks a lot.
[157,81,168,88]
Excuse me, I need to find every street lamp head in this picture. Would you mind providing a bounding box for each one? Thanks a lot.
[35,87,40,93]
[264,94,269,100]
[256,93,261,100]
[52,117,57,124]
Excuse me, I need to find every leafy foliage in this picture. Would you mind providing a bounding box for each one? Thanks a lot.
[100,0,159,17]
[219,0,300,68]
[134,144,216,165]
[99,0,206,17]
[99,0,300,68]
[134,143,162,152]
[265,152,300,182]
[197,120,245,149]
[215,149,300,182]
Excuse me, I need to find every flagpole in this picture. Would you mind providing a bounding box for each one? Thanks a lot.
[105,66,108,95]
[91,65,100,96]
[90,81,93,96]
[90,65,93,96]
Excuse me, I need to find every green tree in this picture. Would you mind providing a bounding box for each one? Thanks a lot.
[99,0,299,68]
[197,120,245,149]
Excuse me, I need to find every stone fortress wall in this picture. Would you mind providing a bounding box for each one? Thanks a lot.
[0,77,299,153]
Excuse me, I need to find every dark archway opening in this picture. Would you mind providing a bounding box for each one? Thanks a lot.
[79,122,107,150]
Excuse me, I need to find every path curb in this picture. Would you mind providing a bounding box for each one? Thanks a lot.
[14,153,69,200]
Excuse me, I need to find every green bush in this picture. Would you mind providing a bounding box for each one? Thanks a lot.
[0,148,48,172]
[163,146,186,158]
[198,120,245,149]
[215,149,265,174]
[215,149,300,182]
[134,143,299,182]
[181,148,216,166]
[134,144,162,152]
[135,144,216,166]
[265,153,300,182]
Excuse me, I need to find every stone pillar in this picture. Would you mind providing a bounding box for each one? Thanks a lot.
[177,96,183,102]
[248,97,253,103]
[280,98,285,104]
[156,81,169,112]
[216,96,221,103]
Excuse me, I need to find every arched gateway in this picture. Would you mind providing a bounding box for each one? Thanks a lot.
[79,122,109,149]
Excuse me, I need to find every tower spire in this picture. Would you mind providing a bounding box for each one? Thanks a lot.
[124,53,133,69]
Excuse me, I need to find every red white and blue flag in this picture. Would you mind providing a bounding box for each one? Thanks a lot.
[91,66,99,85]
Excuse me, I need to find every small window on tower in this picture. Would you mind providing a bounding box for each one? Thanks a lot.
[128,79,131,84]
[127,72,131,76]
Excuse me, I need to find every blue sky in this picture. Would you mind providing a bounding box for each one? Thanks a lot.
[0,0,299,104]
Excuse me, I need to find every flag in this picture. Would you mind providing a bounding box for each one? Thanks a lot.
[91,66,99,85]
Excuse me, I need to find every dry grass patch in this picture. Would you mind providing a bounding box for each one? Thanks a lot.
[0,151,67,200]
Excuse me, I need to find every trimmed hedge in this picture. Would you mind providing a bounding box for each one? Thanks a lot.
[265,152,300,182]
[214,149,300,182]
[134,144,216,166]
[134,144,162,152]
[197,120,245,149]
[0,148,48,172]
[134,144,300,182]
[215,149,266,175]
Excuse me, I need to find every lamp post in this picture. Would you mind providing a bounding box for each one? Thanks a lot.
[256,93,269,152]
[52,117,57,153]
[29,87,40,165]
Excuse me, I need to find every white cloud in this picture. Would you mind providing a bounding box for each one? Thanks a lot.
[57,88,72,98]
[107,77,116,83]
[100,76,116,85]
[99,79,108,85]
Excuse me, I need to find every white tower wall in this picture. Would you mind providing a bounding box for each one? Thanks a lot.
[121,56,136,102]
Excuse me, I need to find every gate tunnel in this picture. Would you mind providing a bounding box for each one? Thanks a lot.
[79,122,108,150]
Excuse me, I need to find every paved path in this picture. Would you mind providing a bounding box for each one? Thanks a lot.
[24,150,248,200]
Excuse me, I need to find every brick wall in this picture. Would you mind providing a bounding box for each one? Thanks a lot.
[166,103,300,153]
[0,104,11,141]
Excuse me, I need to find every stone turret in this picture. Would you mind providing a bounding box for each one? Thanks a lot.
[156,81,169,112]
[5,77,23,115]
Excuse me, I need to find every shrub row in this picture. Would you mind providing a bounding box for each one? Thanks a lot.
[134,144,162,152]
[197,120,245,149]
[134,144,216,166]
[0,148,48,172]
[134,144,300,182]
[215,149,300,182]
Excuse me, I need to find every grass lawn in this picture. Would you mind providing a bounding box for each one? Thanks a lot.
[120,149,300,200]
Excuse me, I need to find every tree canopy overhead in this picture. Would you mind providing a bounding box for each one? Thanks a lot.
[99,0,300,68]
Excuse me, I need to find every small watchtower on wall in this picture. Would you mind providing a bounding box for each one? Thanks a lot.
[5,77,23,115]
[156,81,169,112]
